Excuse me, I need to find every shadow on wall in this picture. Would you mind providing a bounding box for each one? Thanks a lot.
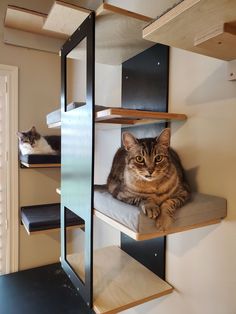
[186,63,236,106]
[167,223,220,257]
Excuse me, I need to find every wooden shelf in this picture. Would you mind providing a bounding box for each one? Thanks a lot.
[143,0,236,61]
[47,107,187,128]
[56,188,227,241]
[20,162,61,168]
[4,5,66,39]
[66,245,173,314]
[94,210,224,241]
[95,107,187,125]
[94,191,227,241]
[4,1,154,64]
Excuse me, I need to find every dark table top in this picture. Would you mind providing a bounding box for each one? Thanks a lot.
[0,263,93,314]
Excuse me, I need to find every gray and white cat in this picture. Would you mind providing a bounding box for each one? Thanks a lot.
[107,128,191,230]
[17,126,60,155]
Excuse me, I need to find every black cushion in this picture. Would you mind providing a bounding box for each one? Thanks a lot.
[20,154,61,164]
[21,203,84,232]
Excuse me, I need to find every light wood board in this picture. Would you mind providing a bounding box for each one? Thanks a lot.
[94,210,224,241]
[4,27,64,54]
[67,246,173,314]
[95,108,187,124]
[47,107,187,128]
[20,162,61,168]
[143,0,236,61]
[22,221,82,236]
[5,5,66,39]
[43,0,91,36]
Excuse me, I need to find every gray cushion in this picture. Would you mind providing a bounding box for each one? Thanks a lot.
[94,189,227,234]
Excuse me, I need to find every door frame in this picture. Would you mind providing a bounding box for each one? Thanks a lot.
[0,64,19,273]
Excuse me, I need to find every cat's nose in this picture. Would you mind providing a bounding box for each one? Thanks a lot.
[148,169,154,175]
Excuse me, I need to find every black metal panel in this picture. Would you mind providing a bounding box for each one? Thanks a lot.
[121,234,166,279]
[60,13,95,309]
[122,44,169,112]
[121,44,169,280]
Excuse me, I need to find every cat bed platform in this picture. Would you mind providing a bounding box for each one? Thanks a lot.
[20,153,61,168]
[94,188,227,240]
[21,203,84,234]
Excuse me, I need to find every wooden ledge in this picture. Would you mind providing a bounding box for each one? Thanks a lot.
[47,107,187,128]
[143,0,236,61]
[67,246,173,314]
[20,162,61,168]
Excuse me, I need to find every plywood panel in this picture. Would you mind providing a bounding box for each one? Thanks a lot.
[67,246,173,314]
[5,5,66,39]
[43,0,91,36]
[143,0,236,60]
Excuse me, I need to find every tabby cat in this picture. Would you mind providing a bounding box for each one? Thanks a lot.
[17,126,60,155]
[107,128,191,230]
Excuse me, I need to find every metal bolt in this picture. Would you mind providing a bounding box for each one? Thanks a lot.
[157,62,160,66]
[154,253,158,257]
[125,76,129,79]
[77,287,80,291]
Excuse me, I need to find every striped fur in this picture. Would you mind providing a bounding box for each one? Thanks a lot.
[107,128,191,230]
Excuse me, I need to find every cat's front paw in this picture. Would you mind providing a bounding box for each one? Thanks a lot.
[140,203,160,219]
[156,203,175,231]
[156,213,173,231]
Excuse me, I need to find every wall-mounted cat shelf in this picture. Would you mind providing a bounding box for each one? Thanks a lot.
[20,154,61,168]
[143,0,236,61]
[67,245,173,314]
[21,203,84,235]
[56,187,227,241]
[4,1,154,64]
[47,106,187,128]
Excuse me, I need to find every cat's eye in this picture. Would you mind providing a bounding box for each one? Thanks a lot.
[155,155,163,163]
[136,156,144,163]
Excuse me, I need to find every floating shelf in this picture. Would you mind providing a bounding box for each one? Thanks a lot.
[20,162,61,168]
[95,107,187,125]
[94,189,227,241]
[4,5,66,39]
[55,187,227,241]
[143,0,236,61]
[21,203,84,235]
[20,153,61,168]
[47,107,187,128]
[66,245,173,314]
[4,1,154,64]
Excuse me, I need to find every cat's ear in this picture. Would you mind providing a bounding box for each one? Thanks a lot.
[122,132,138,151]
[156,128,170,149]
[30,126,37,134]
[17,132,23,139]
